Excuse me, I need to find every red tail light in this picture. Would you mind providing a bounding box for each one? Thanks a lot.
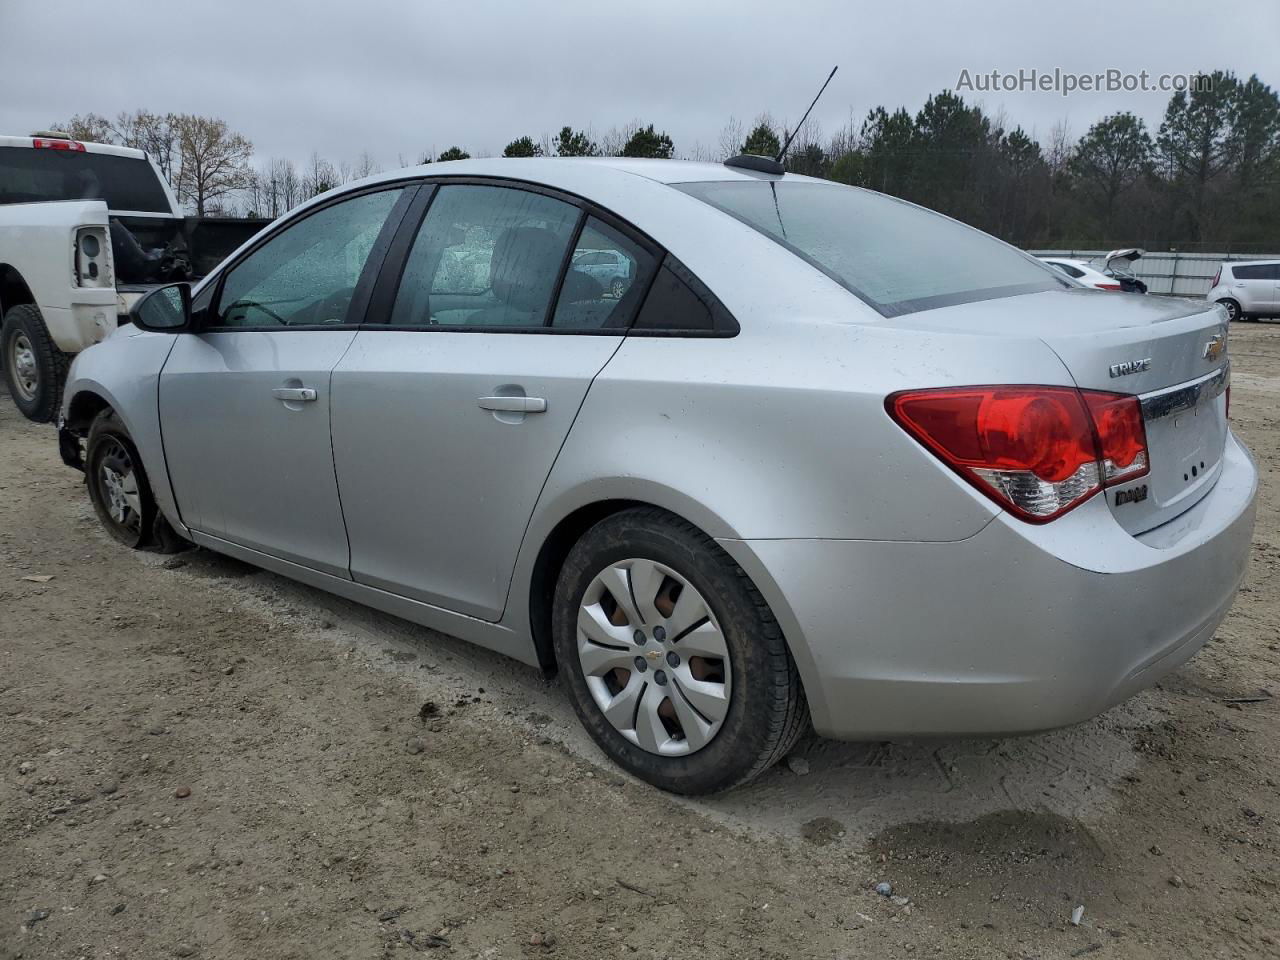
[887,386,1149,523]
[1097,282,1123,291]
[1211,267,1221,287]
[32,137,86,151]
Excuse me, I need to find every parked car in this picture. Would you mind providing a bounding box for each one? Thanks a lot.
[58,158,1256,794]
[1039,257,1122,290]
[573,247,632,298]
[1206,259,1280,322]
[1039,249,1148,293]
[0,134,266,421]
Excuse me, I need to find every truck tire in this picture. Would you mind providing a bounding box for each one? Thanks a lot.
[1,304,70,423]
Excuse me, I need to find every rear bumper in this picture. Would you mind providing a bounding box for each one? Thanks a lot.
[719,431,1258,740]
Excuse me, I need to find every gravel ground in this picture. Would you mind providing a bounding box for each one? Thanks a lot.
[2,321,1279,960]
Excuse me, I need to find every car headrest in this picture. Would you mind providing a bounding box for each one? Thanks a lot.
[490,226,566,311]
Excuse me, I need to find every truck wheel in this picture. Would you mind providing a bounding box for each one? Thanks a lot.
[1,304,69,423]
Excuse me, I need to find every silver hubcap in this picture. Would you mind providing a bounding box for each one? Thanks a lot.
[98,440,143,534]
[8,333,38,402]
[577,559,731,756]
[1226,301,1239,321]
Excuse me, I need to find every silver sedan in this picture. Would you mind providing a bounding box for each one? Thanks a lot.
[57,157,1257,794]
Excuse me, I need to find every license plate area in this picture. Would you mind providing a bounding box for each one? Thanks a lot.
[1107,364,1229,536]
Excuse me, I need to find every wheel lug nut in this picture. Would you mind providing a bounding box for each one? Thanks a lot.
[653,626,666,641]
[633,657,647,673]
[654,670,668,686]
[633,630,645,644]
[666,652,680,667]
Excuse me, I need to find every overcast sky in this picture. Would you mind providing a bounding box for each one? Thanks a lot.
[3,0,1278,170]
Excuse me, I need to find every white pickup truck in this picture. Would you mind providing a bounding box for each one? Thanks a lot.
[0,134,265,421]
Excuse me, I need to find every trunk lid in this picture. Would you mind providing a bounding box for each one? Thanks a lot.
[883,288,1231,535]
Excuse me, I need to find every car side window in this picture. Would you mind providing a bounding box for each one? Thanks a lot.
[213,188,404,328]
[631,254,738,335]
[552,217,658,330]
[390,184,579,328]
[1233,264,1267,281]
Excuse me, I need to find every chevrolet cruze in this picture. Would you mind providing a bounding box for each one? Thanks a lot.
[54,157,1257,794]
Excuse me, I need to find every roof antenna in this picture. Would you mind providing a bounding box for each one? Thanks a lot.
[724,65,838,176]
[777,65,838,164]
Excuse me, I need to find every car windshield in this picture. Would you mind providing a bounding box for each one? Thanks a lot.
[0,146,171,213]
[676,180,1065,317]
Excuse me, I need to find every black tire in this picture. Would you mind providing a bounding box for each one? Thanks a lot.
[85,409,188,553]
[552,507,808,794]
[1,303,70,423]
[1220,298,1242,323]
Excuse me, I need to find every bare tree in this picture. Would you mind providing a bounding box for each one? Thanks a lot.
[717,116,745,160]
[600,122,640,157]
[110,110,181,183]
[303,150,337,198]
[1045,119,1074,176]
[41,113,114,143]
[174,115,253,216]
[354,151,382,178]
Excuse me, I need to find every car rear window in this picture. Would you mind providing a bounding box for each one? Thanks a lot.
[0,146,171,213]
[675,180,1065,317]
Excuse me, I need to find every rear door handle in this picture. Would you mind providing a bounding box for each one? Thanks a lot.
[477,396,547,413]
[272,387,317,402]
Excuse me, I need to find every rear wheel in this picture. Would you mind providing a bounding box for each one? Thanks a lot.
[1,304,69,422]
[553,507,808,794]
[1219,298,1242,322]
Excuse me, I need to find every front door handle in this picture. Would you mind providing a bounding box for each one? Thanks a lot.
[272,387,317,402]
[477,395,547,413]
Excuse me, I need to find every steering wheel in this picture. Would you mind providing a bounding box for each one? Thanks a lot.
[312,287,356,325]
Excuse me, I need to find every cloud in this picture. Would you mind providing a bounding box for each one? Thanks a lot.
[2,0,1276,169]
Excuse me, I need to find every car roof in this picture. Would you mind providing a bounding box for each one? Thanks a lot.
[354,156,828,191]
[1227,258,1280,267]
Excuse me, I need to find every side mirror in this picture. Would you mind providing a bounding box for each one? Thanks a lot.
[129,282,192,333]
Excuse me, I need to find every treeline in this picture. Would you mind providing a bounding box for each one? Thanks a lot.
[48,68,1280,249]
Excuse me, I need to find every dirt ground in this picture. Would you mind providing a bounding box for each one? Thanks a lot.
[2,322,1279,960]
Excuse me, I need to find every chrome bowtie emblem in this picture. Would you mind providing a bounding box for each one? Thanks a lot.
[1203,333,1226,362]
[645,649,662,661]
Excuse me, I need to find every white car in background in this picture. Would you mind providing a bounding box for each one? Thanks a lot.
[1206,260,1280,322]
[1038,257,1123,291]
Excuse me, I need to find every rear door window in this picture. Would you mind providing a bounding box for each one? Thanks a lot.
[1232,264,1270,280]
[390,184,580,328]
[552,217,658,329]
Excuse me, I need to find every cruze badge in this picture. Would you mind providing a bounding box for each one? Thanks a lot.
[1203,333,1226,362]
[1109,358,1151,378]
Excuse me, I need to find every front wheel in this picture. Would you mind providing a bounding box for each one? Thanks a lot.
[85,409,187,552]
[1,304,69,422]
[552,507,808,794]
